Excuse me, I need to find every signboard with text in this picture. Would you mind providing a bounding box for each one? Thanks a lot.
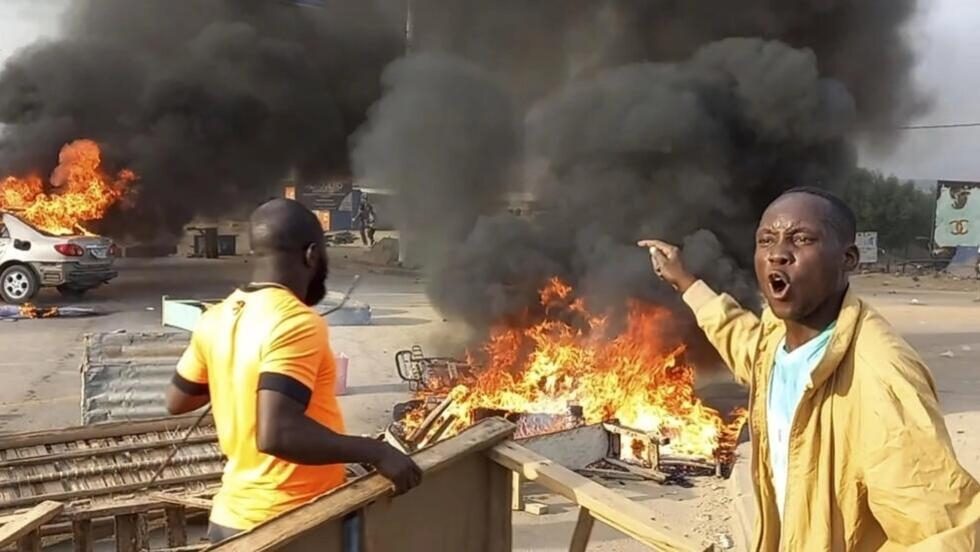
[295,180,353,212]
[934,180,980,247]
[856,232,878,264]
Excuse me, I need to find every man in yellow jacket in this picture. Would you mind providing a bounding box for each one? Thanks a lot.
[641,187,980,551]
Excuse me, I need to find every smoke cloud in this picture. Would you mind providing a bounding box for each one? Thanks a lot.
[0,0,403,238]
[0,0,922,340]
[352,0,921,335]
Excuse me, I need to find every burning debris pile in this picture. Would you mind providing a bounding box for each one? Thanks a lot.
[396,278,747,463]
[0,140,135,236]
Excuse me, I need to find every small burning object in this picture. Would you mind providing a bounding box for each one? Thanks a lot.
[19,303,59,319]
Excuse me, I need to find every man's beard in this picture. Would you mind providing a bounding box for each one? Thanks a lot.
[304,258,328,306]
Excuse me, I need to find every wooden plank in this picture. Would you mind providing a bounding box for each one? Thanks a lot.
[151,493,213,511]
[71,520,93,552]
[0,471,223,510]
[405,393,457,445]
[115,514,145,552]
[165,507,188,547]
[0,415,214,450]
[0,501,64,548]
[0,434,217,469]
[212,417,516,552]
[490,442,710,552]
[51,488,219,522]
[0,451,224,489]
[568,507,595,552]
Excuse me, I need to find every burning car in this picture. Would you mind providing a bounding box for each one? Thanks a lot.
[0,211,119,304]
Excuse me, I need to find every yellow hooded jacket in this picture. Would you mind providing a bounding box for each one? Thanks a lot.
[684,280,980,551]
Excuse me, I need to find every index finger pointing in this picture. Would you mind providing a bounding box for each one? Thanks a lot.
[637,239,674,253]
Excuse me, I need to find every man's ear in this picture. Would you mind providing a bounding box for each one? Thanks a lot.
[843,244,860,273]
[304,243,317,268]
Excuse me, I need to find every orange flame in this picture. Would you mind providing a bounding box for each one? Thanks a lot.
[409,277,747,460]
[18,304,59,319]
[0,140,135,235]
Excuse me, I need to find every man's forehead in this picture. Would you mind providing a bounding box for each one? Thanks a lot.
[759,194,832,230]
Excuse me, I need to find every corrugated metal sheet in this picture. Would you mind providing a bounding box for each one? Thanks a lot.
[82,332,190,425]
[84,287,373,425]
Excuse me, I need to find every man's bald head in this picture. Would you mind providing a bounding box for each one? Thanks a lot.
[248,199,329,306]
[250,199,324,255]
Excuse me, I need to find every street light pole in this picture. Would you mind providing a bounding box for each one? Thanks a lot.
[397,0,413,266]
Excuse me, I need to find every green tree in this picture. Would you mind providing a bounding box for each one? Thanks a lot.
[836,169,934,253]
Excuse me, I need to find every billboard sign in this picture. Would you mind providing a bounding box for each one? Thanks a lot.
[856,232,878,264]
[295,179,353,212]
[934,180,980,247]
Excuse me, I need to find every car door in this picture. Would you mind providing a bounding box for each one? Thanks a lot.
[0,220,10,262]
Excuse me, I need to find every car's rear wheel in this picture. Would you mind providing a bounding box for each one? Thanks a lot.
[0,265,40,304]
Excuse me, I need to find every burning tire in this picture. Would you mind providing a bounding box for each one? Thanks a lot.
[0,264,39,304]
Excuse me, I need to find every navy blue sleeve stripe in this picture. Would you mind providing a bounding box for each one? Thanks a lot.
[172,373,209,396]
[257,372,312,408]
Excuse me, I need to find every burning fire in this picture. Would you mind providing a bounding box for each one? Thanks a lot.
[406,278,747,460]
[19,304,59,319]
[0,139,135,235]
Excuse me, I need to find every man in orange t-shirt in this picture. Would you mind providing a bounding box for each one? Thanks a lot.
[166,199,420,542]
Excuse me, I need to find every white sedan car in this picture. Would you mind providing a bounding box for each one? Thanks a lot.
[0,212,119,304]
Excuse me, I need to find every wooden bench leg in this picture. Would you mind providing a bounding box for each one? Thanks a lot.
[511,471,525,511]
[569,508,595,552]
[72,520,94,552]
[165,507,188,547]
[16,531,40,552]
[115,514,146,552]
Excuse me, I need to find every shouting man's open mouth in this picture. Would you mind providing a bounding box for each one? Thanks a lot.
[767,271,791,301]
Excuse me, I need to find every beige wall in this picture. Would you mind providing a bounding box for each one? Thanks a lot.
[177,218,251,257]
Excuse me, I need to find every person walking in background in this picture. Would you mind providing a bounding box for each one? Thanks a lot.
[356,196,377,247]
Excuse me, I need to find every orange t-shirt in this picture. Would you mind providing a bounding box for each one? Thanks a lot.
[176,286,346,530]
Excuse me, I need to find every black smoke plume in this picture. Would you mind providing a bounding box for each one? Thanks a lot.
[352,0,921,336]
[0,0,403,238]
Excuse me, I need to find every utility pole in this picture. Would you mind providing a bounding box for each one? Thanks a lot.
[398,0,413,266]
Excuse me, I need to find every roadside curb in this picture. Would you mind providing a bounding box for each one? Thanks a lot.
[728,442,755,551]
[341,259,422,278]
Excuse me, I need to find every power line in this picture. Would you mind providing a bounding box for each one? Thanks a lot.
[896,122,980,130]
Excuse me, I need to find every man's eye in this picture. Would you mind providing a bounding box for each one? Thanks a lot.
[757,236,774,246]
[794,235,815,245]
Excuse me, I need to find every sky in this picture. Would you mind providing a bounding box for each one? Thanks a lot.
[0,0,978,181]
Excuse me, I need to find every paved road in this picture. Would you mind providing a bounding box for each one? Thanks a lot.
[0,256,448,434]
